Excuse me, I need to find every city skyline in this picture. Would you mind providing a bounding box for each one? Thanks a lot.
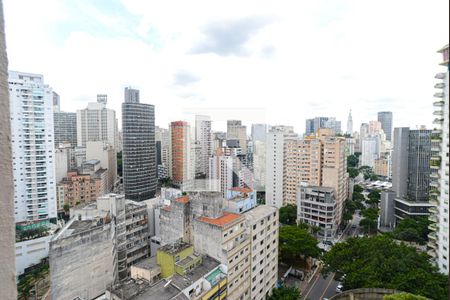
[3,0,449,133]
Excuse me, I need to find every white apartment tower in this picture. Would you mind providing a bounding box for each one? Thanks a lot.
[195,115,213,176]
[346,110,353,135]
[76,101,118,151]
[265,126,297,208]
[9,71,57,222]
[428,44,449,274]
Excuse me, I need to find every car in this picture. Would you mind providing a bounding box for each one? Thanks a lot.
[323,240,334,246]
[336,283,343,293]
[351,224,357,229]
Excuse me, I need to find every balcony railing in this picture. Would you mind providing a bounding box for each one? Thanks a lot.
[434,92,445,98]
[434,82,445,89]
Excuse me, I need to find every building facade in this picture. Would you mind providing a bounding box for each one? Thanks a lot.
[377,111,393,141]
[195,115,213,177]
[227,120,247,154]
[53,111,77,147]
[169,121,193,188]
[122,90,157,200]
[428,44,449,273]
[9,71,57,223]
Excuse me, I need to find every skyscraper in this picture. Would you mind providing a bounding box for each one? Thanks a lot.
[155,126,170,179]
[195,115,212,176]
[124,87,140,103]
[346,110,353,134]
[122,88,157,200]
[9,71,57,222]
[428,44,449,273]
[53,111,77,147]
[76,100,118,150]
[378,111,393,141]
[169,121,193,188]
[227,120,247,153]
[392,127,433,220]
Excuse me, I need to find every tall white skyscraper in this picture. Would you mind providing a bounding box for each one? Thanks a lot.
[195,115,212,176]
[265,125,297,208]
[76,101,118,150]
[428,44,449,274]
[346,110,353,135]
[9,71,57,223]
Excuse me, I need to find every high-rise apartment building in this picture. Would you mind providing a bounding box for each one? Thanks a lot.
[169,121,193,188]
[428,44,449,273]
[52,91,60,112]
[195,115,212,176]
[378,111,393,141]
[9,71,57,223]
[346,110,353,135]
[122,88,157,200]
[324,117,342,134]
[86,141,117,192]
[227,120,247,153]
[265,126,297,208]
[209,149,233,197]
[361,136,380,167]
[392,127,434,220]
[53,111,77,147]
[252,139,266,191]
[76,101,118,150]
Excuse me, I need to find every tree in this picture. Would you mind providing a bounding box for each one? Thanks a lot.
[63,203,70,214]
[383,293,427,300]
[362,207,379,220]
[353,184,363,193]
[322,236,448,300]
[347,154,359,168]
[391,217,430,245]
[366,190,381,206]
[117,151,123,176]
[352,192,365,202]
[348,167,359,178]
[279,205,297,225]
[359,218,377,234]
[268,286,300,300]
[279,225,321,265]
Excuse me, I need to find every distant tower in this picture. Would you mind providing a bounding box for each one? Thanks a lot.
[97,94,107,104]
[377,111,393,141]
[346,110,353,135]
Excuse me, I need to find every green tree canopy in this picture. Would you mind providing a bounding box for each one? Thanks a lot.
[279,204,297,225]
[348,167,359,178]
[279,225,321,264]
[268,286,300,300]
[383,293,427,300]
[367,189,381,205]
[359,218,377,234]
[362,207,379,220]
[391,217,430,245]
[353,184,364,193]
[322,236,448,300]
[347,154,359,168]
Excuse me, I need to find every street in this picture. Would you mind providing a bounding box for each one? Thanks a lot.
[300,213,361,300]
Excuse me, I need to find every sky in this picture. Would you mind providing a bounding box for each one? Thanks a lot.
[3,0,449,133]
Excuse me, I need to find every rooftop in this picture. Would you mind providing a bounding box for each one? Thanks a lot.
[134,256,158,270]
[244,205,277,225]
[159,240,191,255]
[175,196,190,204]
[108,278,186,300]
[229,187,252,193]
[197,212,242,227]
[172,256,221,290]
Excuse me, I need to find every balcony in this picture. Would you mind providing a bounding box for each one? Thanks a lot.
[430,173,440,180]
[430,181,439,188]
[431,144,441,152]
[433,118,444,125]
[433,100,445,107]
[434,82,445,89]
[428,214,438,223]
[434,92,445,98]
[428,207,438,215]
[433,110,444,117]
[428,232,438,241]
[428,223,437,231]
[435,73,446,79]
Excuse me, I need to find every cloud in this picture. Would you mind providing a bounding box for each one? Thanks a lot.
[173,70,201,86]
[189,16,276,56]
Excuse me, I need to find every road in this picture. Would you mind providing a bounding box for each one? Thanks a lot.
[300,213,361,300]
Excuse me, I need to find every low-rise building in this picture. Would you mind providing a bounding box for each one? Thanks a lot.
[297,186,338,240]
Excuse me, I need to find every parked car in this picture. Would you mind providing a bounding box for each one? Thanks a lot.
[336,283,344,293]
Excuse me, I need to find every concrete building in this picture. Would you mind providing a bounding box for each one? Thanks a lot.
[52,91,60,112]
[252,140,266,191]
[209,150,233,197]
[55,144,71,184]
[0,5,17,295]
[305,117,329,136]
[392,128,433,221]
[195,115,213,176]
[265,125,297,208]
[86,141,117,192]
[374,157,390,178]
[169,121,194,188]
[15,233,52,277]
[428,44,449,273]
[50,214,116,300]
[76,101,118,151]
[9,71,57,223]
[107,241,228,300]
[251,123,267,142]
[377,111,393,141]
[53,111,77,147]
[244,205,278,300]
[297,186,338,240]
[324,117,342,134]
[227,120,247,153]
[346,110,353,135]
[380,190,396,229]
[122,88,157,200]
[361,136,380,167]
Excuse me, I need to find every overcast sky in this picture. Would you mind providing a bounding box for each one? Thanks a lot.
[3,0,449,133]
